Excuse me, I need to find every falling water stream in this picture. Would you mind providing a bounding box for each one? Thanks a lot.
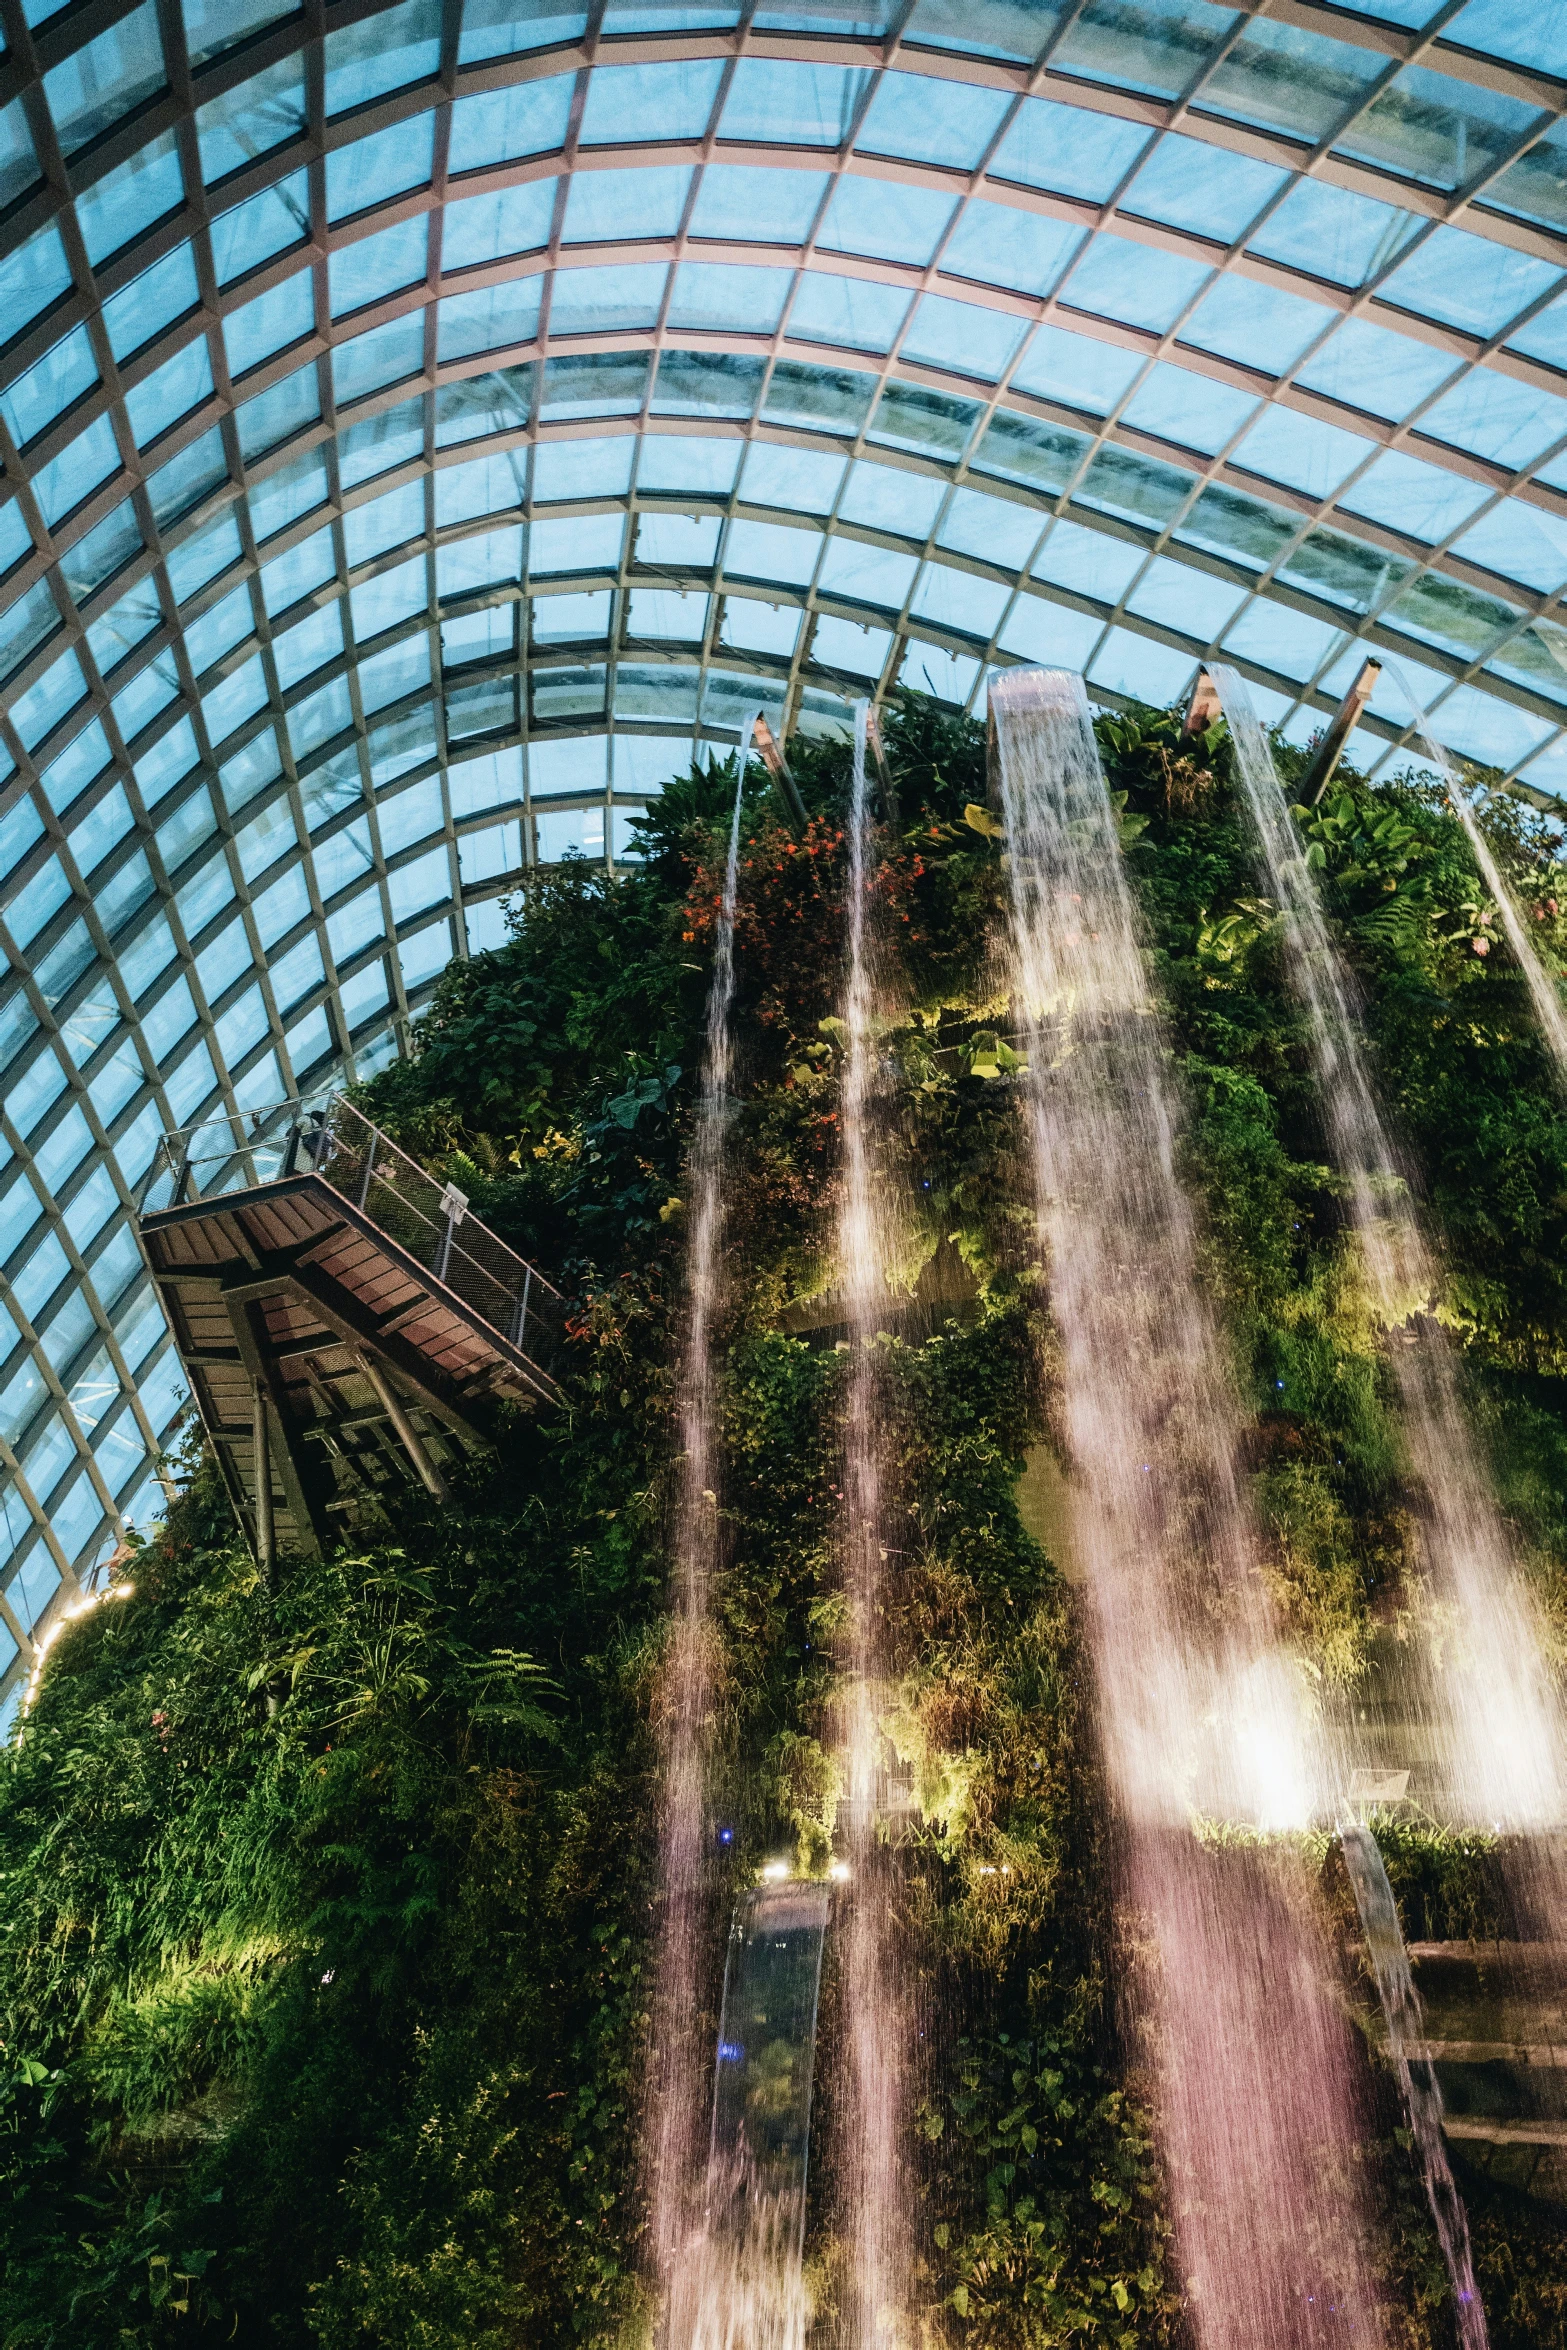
[992,666,1386,2349]
[1214,667,1567,1841]
[1384,657,1567,1082]
[1339,1825,1489,2350]
[833,698,914,2350]
[648,720,761,2344]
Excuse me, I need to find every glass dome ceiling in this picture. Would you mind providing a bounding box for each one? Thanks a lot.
[0,0,1563,1709]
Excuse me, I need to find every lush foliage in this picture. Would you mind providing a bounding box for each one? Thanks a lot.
[3,690,1566,2347]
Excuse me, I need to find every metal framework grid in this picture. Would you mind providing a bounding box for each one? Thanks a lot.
[0,0,1563,1715]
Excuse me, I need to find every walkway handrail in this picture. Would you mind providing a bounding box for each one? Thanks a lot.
[140,1094,564,1369]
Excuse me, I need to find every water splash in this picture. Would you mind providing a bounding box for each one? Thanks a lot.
[992,665,1385,2350]
[667,1879,831,2350]
[1339,1823,1489,2349]
[1384,658,1567,1082]
[1214,667,1567,1837]
[648,722,761,2333]
[833,697,915,2350]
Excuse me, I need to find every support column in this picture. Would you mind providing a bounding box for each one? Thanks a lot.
[753,711,809,836]
[355,1350,450,1502]
[253,1380,275,1576]
[1304,658,1382,804]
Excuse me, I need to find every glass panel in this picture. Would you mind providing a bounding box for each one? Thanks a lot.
[1,325,98,449]
[335,309,426,402]
[1011,323,1143,415]
[344,393,425,482]
[1485,118,1567,237]
[563,164,691,244]
[435,367,532,445]
[1247,180,1424,288]
[449,78,576,173]
[972,408,1089,494]
[102,243,198,363]
[0,576,61,678]
[32,414,120,526]
[1379,227,1561,337]
[74,132,183,267]
[538,350,643,419]
[902,292,1025,382]
[1453,500,1567,594]
[1417,366,1567,470]
[1055,0,1239,103]
[738,441,845,514]
[718,59,868,147]
[1174,482,1298,571]
[236,362,321,462]
[146,426,228,530]
[351,553,428,639]
[1336,449,1490,544]
[443,181,558,270]
[182,0,300,69]
[329,215,430,316]
[581,60,724,144]
[326,115,436,222]
[819,174,957,269]
[225,267,318,380]
[1120,358,1257,451]
[1177,275,1333,374]
[1061,234,1213,332]
[0,224,73,348]
[437,277,542,360]
[941,202,1082,297]
[1293,317,1460,424]
[689,165,827,245]
[323,0,443,116]
[1230,405,1373,497]
[1122,130,1286,241]
[838,459,945,535]
[550,261,668,334]
[653,348,767,418]
[667,261,792,334]
[45,4,166,156]
[459,0,588,61]
[0,97,41,213]
[1076,443,1193,529]
[195,53,308,186]
[855,71,1009,169]
[1198,19,1382,143]
[990,97,1150,200]
[213,170,312,286]
[787,271,910,353]
[124,337,213,450]
[1336,65,1543,198]
[903,0,1065,60]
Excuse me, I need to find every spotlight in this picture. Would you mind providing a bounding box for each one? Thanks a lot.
[829,1859,850,1881]
[761,1859,790,1881]
[716,1825,734,1846]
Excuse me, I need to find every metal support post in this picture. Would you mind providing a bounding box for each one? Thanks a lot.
[355,1129,377,1211]
[355,1350,450,1502]
[753,711,809,837]
[253,1380,275,1576]
[1303,658,1382,804]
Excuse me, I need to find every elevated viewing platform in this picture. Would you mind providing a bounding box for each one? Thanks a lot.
[136,1098,564,1567]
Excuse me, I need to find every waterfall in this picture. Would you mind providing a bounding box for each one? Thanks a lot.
[833,697,914,2349]
[1213,667,1567,1839]
[666,1878,831,2350]
[992,665,1386,2350]
[1339,1824,1489,2349]
[648,727,759,2336]
[1384,658,1567,1082]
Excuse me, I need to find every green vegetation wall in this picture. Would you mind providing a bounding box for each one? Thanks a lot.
[3,697,1567,2348]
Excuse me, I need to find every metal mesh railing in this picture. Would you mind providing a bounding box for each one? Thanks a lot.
[140,1094,565,1371]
